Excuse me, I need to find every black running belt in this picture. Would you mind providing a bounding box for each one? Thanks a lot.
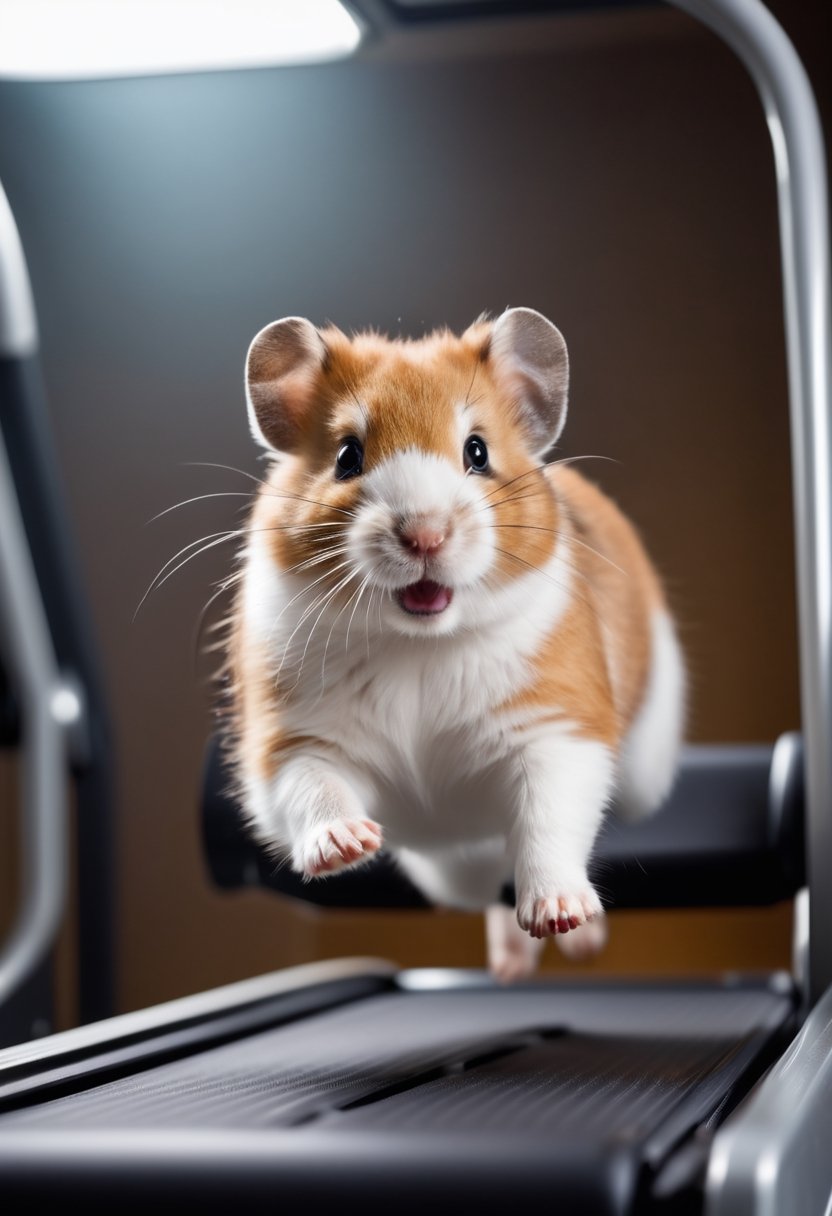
[0,979,794,1215]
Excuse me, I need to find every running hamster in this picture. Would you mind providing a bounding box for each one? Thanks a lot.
[224,308,685,978]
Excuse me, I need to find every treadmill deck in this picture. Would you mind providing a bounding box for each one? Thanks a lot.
[0,973,795,1214]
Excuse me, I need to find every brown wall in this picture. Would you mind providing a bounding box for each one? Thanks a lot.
[0,1,827,1022]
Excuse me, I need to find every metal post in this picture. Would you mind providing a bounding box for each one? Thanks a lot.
[0,422,69,1021]
[670,0,832,1004]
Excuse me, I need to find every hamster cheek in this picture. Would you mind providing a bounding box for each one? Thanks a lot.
[347,502,403,580]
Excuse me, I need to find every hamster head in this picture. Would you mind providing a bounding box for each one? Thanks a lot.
[245,307,569,638]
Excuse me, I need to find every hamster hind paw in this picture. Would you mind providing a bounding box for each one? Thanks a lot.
[486,904,545,983]
[555,914,609,960]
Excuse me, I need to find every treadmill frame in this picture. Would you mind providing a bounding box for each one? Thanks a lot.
[0,0,829,1212]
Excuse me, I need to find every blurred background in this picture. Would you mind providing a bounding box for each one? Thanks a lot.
[0,0,829,1031]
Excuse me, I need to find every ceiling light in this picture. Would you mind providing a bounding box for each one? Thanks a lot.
[0,0,362,80]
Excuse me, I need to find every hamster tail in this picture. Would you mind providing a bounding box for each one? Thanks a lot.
[614,610,686,823]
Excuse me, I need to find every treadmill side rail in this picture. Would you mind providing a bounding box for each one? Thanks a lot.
[0,958,397,1083]
[706,980,832,1216]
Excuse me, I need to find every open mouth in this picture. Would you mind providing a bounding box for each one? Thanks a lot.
[398,579,453,616]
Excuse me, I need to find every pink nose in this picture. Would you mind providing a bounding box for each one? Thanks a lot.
[399,522,446,556]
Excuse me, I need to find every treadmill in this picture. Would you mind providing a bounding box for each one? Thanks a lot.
[0,2,829,1213]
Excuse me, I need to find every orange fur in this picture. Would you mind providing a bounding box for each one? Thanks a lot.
[501,467,663,745]
[227,322,662,787]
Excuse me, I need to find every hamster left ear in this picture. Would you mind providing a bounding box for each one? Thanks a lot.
[245,316,329,453]
[488,307,569,453]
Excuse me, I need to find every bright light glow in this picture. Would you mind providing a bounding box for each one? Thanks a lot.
[50,686,82,726]
[0,0,362,80]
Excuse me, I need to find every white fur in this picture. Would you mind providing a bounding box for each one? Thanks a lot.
[243,542,576,863]
[348,448,495,638]
[238,447,682,955]
[240,448,579,900]
[616,610,686,821]
[511,729,613,932]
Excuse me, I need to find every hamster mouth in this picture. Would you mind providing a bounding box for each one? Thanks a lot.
[398,579,453,616]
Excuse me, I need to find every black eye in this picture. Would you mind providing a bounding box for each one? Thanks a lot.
[464,434,489,473]
[335,437,364,480]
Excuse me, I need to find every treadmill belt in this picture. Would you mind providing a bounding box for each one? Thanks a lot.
[0,980,794,1214]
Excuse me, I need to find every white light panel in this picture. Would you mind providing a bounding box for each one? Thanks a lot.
[0,0,362,80]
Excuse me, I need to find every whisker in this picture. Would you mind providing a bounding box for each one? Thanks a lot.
[182,461,358,518]
[261,489,358,518]
[280,544,353,578]
[464,359,479,408]
[558,532,627,576]
[491,547,608,627]
[274,560,355,684]
[288,566,361,693]
[150,533,244,600]
[134,529,244,621]
[148,491,254,524]
[365,582,380,658]
[491,546,568,594]
[192,578,240,669]
[550,453,620,469]
[275,585,341,689]
[318,569,372,693]
[137,520,351,623]
[489,524,627,576]
[345,571,374,654]
[476,489,547,514]
[481,462,552,503]
[343,378,371,430]
[481,453,618,508]
[489,523,563,535]
[268,553,355,647]
[151,528,239,583]
[183,460,270,487]
[490,548,603,615]
[285,561,354,625]
[319,584,360,691]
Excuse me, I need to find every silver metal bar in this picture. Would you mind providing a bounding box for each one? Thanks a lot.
[706,979,832,1216]
[0,179,37,357]
[0,422,69,1021]
[670,0,832,1003]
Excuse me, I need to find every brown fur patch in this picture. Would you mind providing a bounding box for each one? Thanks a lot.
[501,465,663,744]
[225,321,664,783]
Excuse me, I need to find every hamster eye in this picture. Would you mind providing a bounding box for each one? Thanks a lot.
[335,437,364,481]
[464,434,489,473]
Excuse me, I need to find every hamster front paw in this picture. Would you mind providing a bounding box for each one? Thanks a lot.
[516,885,602,940]
[293,818,383,878]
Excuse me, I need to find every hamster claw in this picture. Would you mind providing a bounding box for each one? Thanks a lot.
[516,887,603,941]
[296,818,383,878]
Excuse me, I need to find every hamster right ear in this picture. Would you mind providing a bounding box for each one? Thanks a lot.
[487,307,569,454]
[245,317,329,452]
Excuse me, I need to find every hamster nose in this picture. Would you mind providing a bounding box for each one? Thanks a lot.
[398,521,447,556]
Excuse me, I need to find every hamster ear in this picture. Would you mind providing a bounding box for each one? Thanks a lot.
[488,307,569,453]
[245,316,328,452]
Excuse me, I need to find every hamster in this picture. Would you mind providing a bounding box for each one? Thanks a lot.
[224,307,685,980]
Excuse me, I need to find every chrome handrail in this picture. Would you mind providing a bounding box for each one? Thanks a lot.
[671,0,831,1004]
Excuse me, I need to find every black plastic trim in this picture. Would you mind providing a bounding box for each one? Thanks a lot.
[202,736,805,911]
